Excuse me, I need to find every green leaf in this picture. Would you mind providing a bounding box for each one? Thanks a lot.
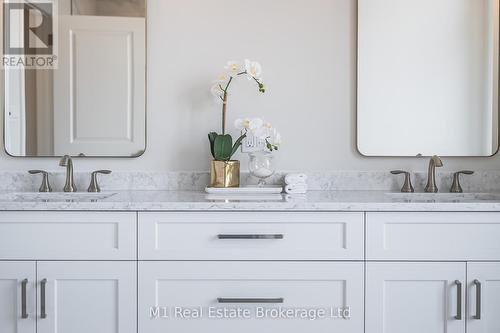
[208,132,218,159]
[230,133,247,157]
[214,134,233,161]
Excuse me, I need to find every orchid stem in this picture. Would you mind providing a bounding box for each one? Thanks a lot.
[222,92,228,134]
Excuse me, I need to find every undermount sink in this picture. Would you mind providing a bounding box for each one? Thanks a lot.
[386,192,500,202]
[0,192,118,202]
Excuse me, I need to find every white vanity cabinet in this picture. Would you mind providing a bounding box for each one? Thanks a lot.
[0,262,36,333]
[137,212,365,333]
[1,209,500,333]
[365,212,500,333]
[0,212,137,333]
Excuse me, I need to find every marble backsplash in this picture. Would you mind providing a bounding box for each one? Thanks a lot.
[1,170,500,192]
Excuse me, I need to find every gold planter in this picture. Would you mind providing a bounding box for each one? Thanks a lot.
[210,160,240,188]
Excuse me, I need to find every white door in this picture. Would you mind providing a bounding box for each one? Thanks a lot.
[3,4,26,156]
[36,261,136,333]
[0,262,36,333]
[54,15,146,156]
[467,262,500,333]
[366,262,466,333]
[139,262,364,333]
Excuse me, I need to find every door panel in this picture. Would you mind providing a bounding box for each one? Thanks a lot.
[54,15,146,156]
[139,262,364,333]
[366,262,466,333]
[467,262,500,333]
[0,262,36,333]
[36,261,136,333]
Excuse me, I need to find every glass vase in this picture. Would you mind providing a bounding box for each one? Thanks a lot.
[248,152,275,186]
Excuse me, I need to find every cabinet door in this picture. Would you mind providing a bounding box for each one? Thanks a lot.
[366,262,466,333]
[36,261,136,333]
[467,263,500,333]
[139,262,364,333]
[0,262,36,333]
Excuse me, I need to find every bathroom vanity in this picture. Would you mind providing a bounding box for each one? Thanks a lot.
[2,0,500,332]
[0,191,499,333]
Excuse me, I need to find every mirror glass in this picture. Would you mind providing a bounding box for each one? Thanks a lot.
[2,0,146,157]
[357,0,499,157]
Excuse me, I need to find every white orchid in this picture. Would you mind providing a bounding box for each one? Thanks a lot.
[235,116,281,152]
[245,59,263,80]
[224,61,243,77]
[249,118,263,131]
[215,73,230,83]
[210,83,224,99]
[209,60,266,136]
[234,118,250,130]
[234,118,263,132]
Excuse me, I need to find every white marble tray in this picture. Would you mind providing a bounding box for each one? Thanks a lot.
[205,186,283,194]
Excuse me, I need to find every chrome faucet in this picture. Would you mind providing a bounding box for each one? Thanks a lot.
[424,155,443,193]
[59,155,77,192]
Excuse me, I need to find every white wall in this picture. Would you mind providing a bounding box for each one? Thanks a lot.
[2,0,500,173]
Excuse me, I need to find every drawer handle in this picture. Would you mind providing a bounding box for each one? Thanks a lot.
[21,279,28,319]
[474,279,481,320]
[217,234,284,240]
[217,298,284,304]
[40,279,47,319]
[455,280,462,320]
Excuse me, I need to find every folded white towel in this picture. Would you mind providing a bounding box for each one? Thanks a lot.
[284,183,308,194]
[285,173,308,185]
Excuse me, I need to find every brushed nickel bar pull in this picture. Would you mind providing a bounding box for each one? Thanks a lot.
[474,279,481,320]
[21,279,28,319]
[217,298,284,304]
[40,279,47,319]
[455,280,462,320]
[217,234,284,240]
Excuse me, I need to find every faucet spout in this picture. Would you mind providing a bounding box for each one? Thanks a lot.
[59,155,77,192]
[424,155,443,193]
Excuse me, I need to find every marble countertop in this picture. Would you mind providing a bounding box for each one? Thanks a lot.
[2,190,500,211]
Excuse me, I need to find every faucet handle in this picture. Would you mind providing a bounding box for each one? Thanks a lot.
[391,170,415,193]
[28,170,52,193]
[450,171,474,193]
[88,170,112,193]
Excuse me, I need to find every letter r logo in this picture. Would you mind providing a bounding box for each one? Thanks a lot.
[3,0,54,55]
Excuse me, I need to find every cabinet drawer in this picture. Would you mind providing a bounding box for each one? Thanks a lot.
[0,212,136,260]
[138,212,364,260]
[366,212,500,260]
[139,262,364,333]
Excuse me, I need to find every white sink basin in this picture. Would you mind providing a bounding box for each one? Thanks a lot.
[386,192,500,202]
[0,192,117,202]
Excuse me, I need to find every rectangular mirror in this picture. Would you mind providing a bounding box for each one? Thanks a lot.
[357,0,499,157]
[2,0,146,157]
